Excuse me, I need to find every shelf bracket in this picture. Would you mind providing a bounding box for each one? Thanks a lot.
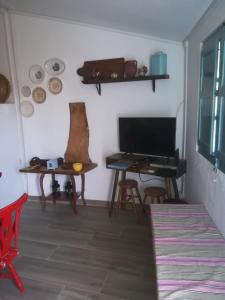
[152,79,156,92]
[95,82,101,95]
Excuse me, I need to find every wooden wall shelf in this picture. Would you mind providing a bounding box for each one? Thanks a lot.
[82,74,169,95]
[77,58,169,95]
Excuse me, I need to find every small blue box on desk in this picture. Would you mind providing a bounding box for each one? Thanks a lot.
[47,159,58,170]
[107,161,134,170]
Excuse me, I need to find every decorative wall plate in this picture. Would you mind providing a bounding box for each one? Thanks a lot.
[48,77,63,94]
[29,65,45,84]
[21,86,31,97]
[20,101,34,117]
[32,87,46,104]
[45,58,65,75]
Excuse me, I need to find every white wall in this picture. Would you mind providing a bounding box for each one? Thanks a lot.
[0,104,25,207]
[11,13,184,201]
[185,0,225,236]
[0,12,25,207]
[0,12,13,103]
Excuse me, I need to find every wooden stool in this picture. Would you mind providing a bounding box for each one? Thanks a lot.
[116,179,145,218]
[143,186,167,204]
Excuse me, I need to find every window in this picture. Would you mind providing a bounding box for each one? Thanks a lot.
[198,23,225,173]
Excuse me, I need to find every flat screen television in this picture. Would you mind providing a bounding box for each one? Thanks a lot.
[119,117,176,158]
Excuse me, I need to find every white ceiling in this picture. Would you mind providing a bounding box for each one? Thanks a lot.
[0,0,214,41]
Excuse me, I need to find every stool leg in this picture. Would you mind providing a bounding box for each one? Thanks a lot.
[130,188,139,218]
[157,196,161,204]
[143,193,147,204]
[116,188,122,216]
[120,171,126,209]
[161,196,165,204]
[147,195,153,204]
[165,178,172,200]
[121,186,127,210]
[135,187,145,214]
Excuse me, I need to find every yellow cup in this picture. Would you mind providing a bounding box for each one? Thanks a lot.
[73,162,83,172]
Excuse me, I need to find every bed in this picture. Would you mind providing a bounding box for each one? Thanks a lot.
[151,204,225,300]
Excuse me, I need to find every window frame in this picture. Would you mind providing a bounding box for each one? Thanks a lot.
[198,23,225,173]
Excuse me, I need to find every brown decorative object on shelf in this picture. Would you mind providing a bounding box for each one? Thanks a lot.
[111,72,118,79]
[0,74,10,103]
[124,60,137,78]
[64,102,92,164]
[138,65,148,76]
[77,57,125,81]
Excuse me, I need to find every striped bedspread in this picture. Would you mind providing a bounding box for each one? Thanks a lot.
[151,204,225,300]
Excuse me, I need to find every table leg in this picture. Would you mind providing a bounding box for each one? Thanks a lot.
[81,174,86,206]
[52,174,56,203]
[40,173,46,211]
[171,177,180,202]
[109,169,120,217]
[70,175,78,214]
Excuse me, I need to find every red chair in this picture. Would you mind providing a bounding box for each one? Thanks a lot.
[0,193,28,292]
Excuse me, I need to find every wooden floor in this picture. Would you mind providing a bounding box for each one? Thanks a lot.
[0,200,157,300]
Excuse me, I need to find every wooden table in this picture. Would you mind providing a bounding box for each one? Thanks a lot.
[20,163,97,213]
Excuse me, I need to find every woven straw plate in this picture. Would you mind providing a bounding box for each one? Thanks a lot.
[48,77,63,94]
[0,74,10,103]
[32,87,46,104]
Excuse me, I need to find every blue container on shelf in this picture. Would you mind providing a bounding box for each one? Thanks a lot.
[150,52,167,75]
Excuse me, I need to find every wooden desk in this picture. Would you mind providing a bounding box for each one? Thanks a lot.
[106,153,186,216]
[20,163,97,213]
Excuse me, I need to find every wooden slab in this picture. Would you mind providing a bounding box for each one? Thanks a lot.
[77,58,125,81]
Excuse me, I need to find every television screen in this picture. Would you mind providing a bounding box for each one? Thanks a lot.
[119,117,176,157]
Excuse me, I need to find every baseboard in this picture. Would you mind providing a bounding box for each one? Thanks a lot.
[28,195,109,207]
